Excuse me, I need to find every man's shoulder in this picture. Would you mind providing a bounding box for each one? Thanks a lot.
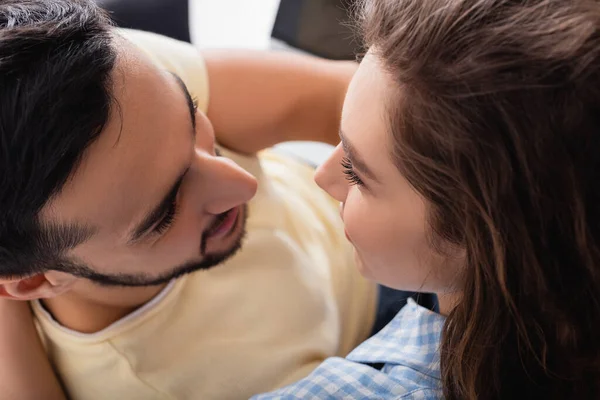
[117,28,196,60]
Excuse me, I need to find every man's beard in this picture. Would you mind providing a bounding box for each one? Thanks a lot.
[55,208,247,287]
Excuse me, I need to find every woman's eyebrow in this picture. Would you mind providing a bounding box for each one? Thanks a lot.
[339,129,379,182]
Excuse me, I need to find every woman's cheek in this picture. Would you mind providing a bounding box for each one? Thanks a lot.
[341,190,378,253]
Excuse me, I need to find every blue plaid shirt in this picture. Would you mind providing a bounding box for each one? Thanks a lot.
[254,299,445,399]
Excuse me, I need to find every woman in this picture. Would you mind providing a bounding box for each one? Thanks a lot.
[258,0,600,398]
[2,0,600,398]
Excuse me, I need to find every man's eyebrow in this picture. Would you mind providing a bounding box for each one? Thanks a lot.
[129,170,188,243]
[339,129,379,182]
[43,222,97,252]
[170,72,197,134]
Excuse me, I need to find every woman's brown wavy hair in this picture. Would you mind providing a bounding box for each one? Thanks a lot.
[359,0,600,398]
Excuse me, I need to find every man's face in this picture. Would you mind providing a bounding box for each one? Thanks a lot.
[41,37,258,287]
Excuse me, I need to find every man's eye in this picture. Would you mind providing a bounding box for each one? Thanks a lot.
[153,198,179,235]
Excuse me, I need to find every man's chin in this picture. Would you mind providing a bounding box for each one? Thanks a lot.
[111,227,247,288]
[195,233,245,273]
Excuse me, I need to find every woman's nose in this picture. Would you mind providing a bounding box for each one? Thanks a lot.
[315,144,348,203]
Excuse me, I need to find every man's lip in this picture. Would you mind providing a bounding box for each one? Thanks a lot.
[200,207,241,256]
[205,207,240,240]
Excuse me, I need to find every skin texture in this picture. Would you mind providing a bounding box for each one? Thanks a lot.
[315,52,463,314]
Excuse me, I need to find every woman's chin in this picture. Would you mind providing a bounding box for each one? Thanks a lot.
[354,251,375,281]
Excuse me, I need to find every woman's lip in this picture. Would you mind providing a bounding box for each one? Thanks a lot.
[206,207,239,239]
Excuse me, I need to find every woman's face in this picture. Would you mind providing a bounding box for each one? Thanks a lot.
[315,52,462,297]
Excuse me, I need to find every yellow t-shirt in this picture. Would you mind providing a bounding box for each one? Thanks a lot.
[32,29,377,400]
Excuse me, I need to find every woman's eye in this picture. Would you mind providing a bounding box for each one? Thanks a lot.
[341,157,364,186]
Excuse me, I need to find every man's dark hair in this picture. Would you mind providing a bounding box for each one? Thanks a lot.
[0,0,116,278]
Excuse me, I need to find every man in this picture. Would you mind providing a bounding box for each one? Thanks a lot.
[0,1,377,399]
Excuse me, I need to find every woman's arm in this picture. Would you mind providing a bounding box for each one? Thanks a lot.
[0,300,67,400]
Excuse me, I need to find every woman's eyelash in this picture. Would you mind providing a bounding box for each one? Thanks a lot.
[341,157,364,186]
[153,198,179,235]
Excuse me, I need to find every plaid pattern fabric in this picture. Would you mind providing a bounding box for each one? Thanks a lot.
[254,299,445,399]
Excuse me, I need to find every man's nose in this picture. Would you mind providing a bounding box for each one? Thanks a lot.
[192,152,258,215]
[314,144,348,203]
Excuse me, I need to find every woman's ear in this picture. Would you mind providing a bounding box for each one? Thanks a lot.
[0,271,76,301]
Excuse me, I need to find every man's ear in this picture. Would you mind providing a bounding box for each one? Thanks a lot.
[0,271,76,301]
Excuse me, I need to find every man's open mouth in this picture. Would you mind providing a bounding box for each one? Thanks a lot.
[205,207,240,240]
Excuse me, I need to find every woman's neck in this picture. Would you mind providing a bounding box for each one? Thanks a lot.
[437,291,462,316]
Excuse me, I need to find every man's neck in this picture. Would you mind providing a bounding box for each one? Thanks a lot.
[41,282,168,334]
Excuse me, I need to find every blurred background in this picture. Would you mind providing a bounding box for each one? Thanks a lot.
[95,0,361,165]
